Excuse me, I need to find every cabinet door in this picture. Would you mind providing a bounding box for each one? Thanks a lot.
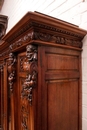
[40,46,81,130]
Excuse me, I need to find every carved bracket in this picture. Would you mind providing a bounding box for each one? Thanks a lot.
[21,45,38,105]
[7,53,16,93]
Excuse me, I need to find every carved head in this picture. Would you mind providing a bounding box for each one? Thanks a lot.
[26,45,37,61]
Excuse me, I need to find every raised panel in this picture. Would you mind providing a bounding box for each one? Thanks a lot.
[46,54,79,71]
[47,80,78,130]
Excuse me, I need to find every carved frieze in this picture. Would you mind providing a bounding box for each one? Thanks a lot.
[21,45,38,105]
[7,53,16,92]
[9,31,82,53]
[34,32,82,48]
[9,31,34,50]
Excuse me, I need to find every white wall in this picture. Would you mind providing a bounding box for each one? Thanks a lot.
[0,0,87,130]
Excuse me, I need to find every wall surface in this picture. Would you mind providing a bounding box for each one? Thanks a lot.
[0,0,87,130]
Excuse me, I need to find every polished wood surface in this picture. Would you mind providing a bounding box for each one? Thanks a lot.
[0,11,87,130]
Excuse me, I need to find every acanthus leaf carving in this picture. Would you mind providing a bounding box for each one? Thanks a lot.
[7,53,16,93]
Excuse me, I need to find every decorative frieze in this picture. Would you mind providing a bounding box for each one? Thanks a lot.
[9,31,82,52]
[9,31,34,50]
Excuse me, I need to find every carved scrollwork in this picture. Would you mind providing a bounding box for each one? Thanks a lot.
[21,45,38,105]
[7,53,16,92]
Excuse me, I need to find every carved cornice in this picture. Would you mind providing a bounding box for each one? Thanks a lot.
[31,22,83,39]
[21,45,38,105]
[7,53,16,92]
[6,22,33,43]
[6,21,83,43]
[0,20,83,58]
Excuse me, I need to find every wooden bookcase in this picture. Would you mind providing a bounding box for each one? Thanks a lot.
[0,12,87,130]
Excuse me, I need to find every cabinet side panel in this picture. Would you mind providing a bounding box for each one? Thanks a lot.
[41,46,81,130]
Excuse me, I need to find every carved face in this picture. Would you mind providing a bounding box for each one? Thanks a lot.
[26,45,32,57]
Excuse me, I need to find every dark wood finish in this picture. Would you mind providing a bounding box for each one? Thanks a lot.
[0,11,87,130]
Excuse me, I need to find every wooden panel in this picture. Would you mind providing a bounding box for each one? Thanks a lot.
[46,53,79,71]
[47,80,78,130]
[40,46,80,130]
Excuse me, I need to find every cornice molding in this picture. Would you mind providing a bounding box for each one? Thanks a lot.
[0,12,86,58]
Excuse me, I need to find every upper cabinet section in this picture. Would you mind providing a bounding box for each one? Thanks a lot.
[0,11,87,59]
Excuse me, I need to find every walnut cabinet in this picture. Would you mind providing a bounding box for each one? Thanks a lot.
[0,12,87,130]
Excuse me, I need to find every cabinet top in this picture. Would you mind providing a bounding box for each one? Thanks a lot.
[0,11,87,59]
[3,11,87,40]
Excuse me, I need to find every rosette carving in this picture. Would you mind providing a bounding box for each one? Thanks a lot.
[7,53,16,92]
[21,45,38,105]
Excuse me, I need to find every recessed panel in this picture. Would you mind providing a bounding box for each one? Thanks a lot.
[46,54,79,71]
[47,80,78,130]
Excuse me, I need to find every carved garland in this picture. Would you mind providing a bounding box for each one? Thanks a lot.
[7,53,16,92]
[21,44,38,105]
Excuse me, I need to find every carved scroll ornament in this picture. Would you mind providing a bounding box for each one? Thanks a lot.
[21,45,38,105]
[7,53,16,92]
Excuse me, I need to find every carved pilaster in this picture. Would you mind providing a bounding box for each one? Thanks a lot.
[21,45,38,105]
[7,53,16,93]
